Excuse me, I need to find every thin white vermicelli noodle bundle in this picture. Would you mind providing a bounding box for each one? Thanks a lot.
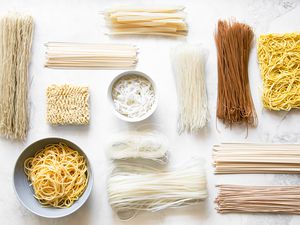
[171,44,209,134]
[107,131,169,163]
[108,160,207,219]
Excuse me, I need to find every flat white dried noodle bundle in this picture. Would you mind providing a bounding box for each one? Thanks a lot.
[45,42,138,69]
[0,13,34,140]
[108,160,207,220]
[171,44,209,134]
[47,84,89,125]
[104,5,188,37]
[107,131,168,163]
[213,143,300,174]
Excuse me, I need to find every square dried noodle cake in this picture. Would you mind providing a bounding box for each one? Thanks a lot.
[47,84,89,125]
[257,33,300,110]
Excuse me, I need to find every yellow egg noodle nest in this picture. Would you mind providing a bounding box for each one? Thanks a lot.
[47,84,89,125]
[257,33,300,111]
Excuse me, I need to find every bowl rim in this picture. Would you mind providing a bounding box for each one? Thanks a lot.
[107,70,158,122]
[13,137,94,218]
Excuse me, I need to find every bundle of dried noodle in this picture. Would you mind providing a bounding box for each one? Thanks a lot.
[45,42,138,69]
[104,5,188,37]
[215,20,257,127]
[0,13,34,140]
[171,44,209,133]
[107,131,169,164]
[108,160,207,219]
[216,184,300,214]
[213,143,300,174]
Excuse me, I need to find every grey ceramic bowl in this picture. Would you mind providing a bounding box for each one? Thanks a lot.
[13,137,93,218]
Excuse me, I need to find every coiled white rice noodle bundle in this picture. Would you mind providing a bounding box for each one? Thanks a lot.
[107,131,168,163]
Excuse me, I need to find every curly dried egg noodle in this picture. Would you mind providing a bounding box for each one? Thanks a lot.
[24,143,88,208]
[258,33,300,110]
[112,75,155,118]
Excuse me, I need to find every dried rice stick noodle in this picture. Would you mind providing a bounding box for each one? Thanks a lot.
[0,13,34,140]
[215,20,257,127]
[216,184,300,214]
[171,44,209,134]
[213,143,300,174]
[104,5,188,37]
[107,131,168,164]
[257,33,300,110]
[45,42,138,69]
[108,160,207,219]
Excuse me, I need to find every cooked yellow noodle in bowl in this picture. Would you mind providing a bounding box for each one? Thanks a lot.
[24,143,88,208]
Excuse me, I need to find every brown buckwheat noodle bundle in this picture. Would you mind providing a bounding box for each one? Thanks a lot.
[215,20,257,127]
[216,184,300,214]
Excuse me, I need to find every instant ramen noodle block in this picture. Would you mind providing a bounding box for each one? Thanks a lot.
[47,84,89,125]
[257,33,300,111]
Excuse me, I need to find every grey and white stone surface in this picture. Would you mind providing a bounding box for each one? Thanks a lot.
[0,0,300,224]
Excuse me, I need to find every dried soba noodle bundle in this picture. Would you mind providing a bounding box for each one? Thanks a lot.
[216,184,300,214]
[213,143,300,174]
[107,131,168,163]
[108,160,207,219]
[0,13,34,140]
[104,5,188,37]
[171,44,209,134]
[45,42,138,69]
[215,20,257,127]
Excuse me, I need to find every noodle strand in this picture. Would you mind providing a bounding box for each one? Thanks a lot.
[24,143,88,208]
[215,20,257,127]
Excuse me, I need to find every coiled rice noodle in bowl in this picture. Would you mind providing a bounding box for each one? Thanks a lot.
[111,73,156,120]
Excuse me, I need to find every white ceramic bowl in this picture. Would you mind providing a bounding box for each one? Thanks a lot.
[108,71,158,122]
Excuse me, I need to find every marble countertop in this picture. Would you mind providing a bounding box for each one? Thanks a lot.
[0,0,300,224]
